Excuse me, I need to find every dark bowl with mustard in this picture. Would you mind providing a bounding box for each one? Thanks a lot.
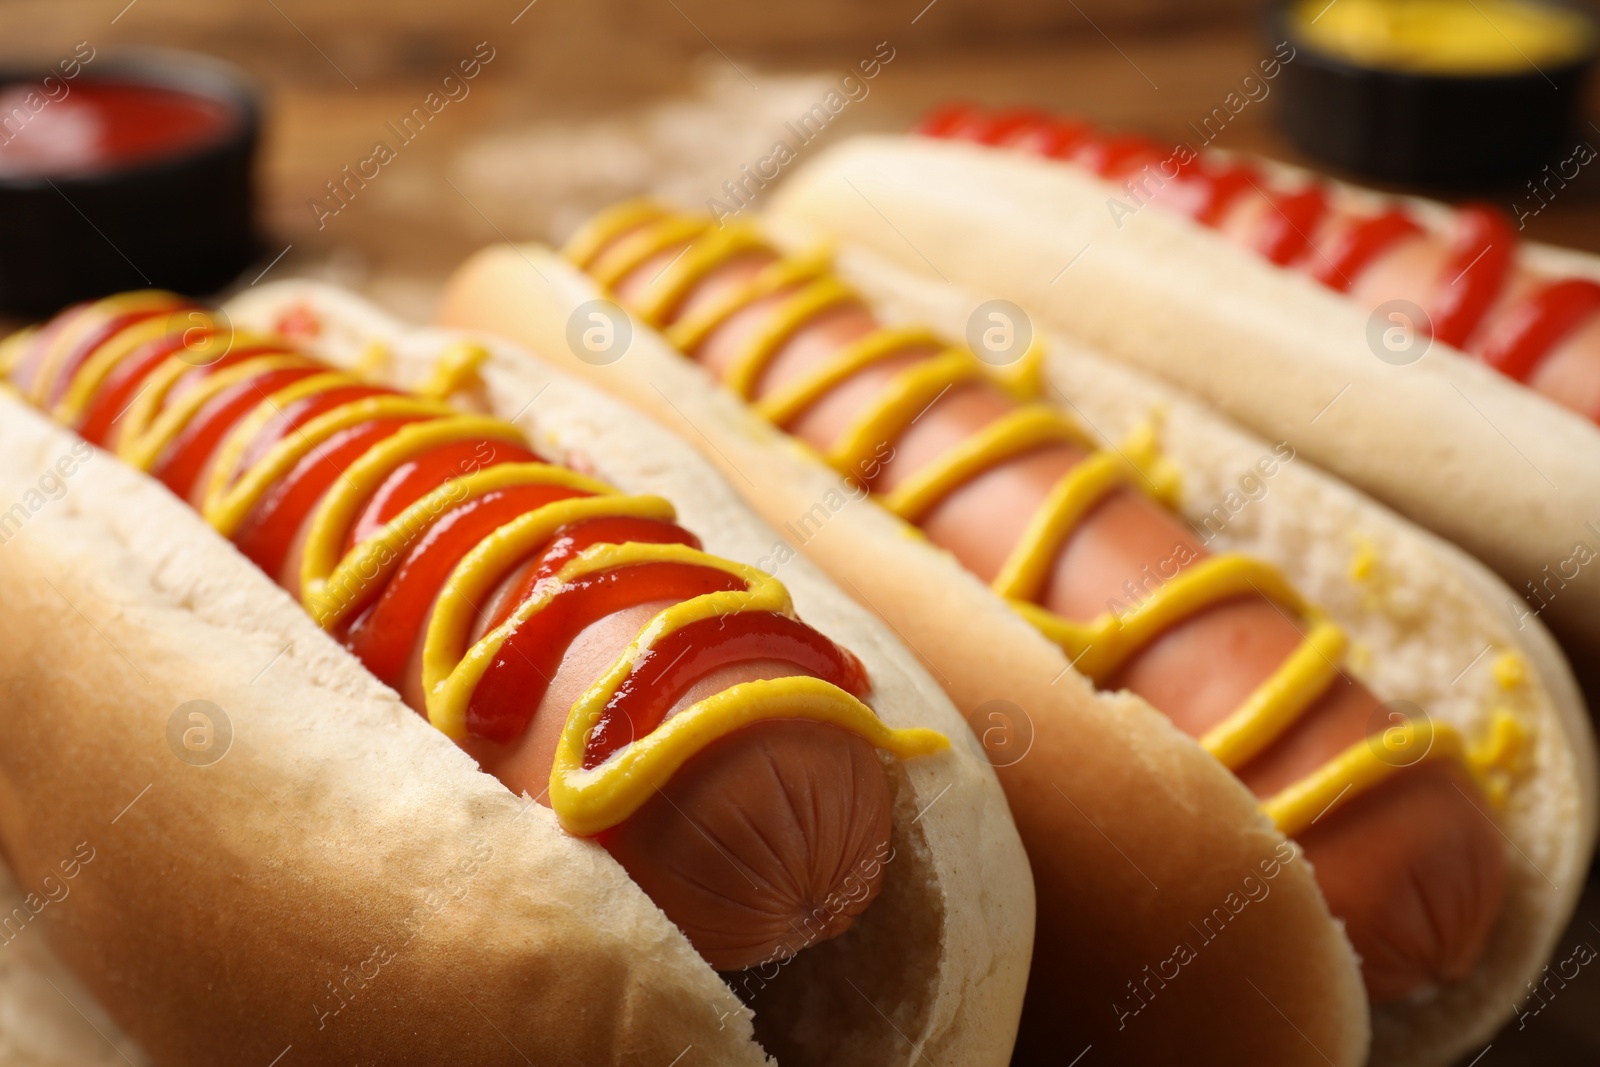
[1271,0,1598,187]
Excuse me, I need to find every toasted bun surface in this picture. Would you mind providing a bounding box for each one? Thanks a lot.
[438,246,1375,1066]
[0,863,147,1065]
[0,291,1032,1066]
[765,135,1600,667]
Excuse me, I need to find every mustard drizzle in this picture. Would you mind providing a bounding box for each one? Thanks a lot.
[54,314,185,424]
[18,297,945,835]
[567,200,1521,834]
[23,290,185,407]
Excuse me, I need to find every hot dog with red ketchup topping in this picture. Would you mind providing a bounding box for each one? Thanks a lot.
[917,104,1600,423]
[0,291,948,974]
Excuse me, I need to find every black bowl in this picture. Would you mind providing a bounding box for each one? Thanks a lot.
[1270,1,1596,187]
[0,47,261,317]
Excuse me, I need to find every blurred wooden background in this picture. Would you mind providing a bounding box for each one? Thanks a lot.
[6,0,1600,312]
[4,2,1600,1064]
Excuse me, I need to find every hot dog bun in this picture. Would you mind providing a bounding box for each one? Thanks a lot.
[0,865,147,1065]
[764,135,1600,669]
[0,293,1032,1066]
[437,238,1595,1067]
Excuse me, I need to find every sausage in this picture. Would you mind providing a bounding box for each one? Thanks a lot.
[446,593,893,971]
[602,227,1507,1000]
[5,299,902,975]
[604,718,894,972]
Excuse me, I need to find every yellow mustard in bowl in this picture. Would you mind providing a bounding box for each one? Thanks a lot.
[1293,0,1593,74]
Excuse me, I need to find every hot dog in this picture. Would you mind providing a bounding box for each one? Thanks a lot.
[763,126,1600,668]
[919,104,1600,422]
[0,293,1033,1066]
[437,213,1596,1066]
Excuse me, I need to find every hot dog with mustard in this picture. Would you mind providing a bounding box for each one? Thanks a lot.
[765,124,1600,667]
[438,207,1595,1067]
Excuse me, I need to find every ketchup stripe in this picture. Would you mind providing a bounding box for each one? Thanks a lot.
[1430,205,1515,349]
[1310,209,1424,292]
[1483,278,1600,382]
[585,610,868,767]
[1258,185,1330,266]
[467,561,747,743]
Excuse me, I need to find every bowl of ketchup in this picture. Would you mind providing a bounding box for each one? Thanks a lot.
[0,48,259,315]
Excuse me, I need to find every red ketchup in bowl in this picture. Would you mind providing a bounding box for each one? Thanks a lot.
[0,51,260,315]
[0,80,240,178]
